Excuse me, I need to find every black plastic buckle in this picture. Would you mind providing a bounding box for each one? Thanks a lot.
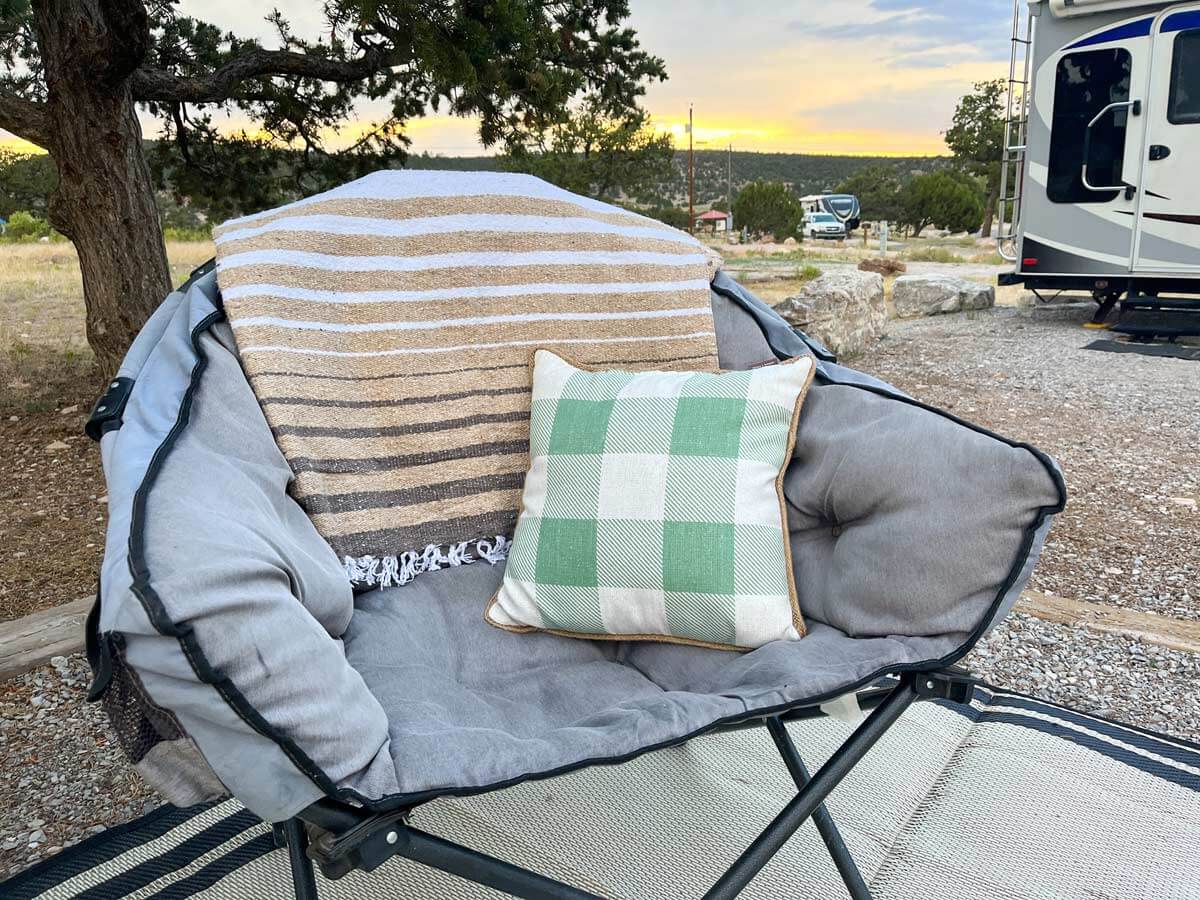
[85,377,134,442]
[84,585,114,702]
[913,667,977,705]
[308,811,411,879]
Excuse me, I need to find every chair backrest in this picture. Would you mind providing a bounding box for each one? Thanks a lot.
[211,170,722,587]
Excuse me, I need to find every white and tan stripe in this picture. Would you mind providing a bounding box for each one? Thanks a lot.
[213,172,662,229]
[238,329,717,359]
[215,212,695,245]
[216,170,720,582]
[218,248,708,273]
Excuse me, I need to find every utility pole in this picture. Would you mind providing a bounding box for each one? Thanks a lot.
[727,142,733,234]
[687,104,695,233]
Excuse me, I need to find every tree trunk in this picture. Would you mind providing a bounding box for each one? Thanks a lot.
[980,184,998,240]
[33,0,170,379]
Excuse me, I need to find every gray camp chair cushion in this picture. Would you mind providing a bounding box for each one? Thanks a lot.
[98,280,400,817]
[346,563,959,799]
[98,271,1063,822]
[344,297,1062,798]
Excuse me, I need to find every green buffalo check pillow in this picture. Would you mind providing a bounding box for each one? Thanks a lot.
[485,349,815,651]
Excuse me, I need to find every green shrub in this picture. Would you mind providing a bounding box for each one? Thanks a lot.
[796,264,822,281]
[637,205,690,230]
[905,246,961,263]
[3,210,51,241]
[733,181,803,242]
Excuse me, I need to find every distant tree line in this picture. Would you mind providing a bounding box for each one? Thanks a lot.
[730,80,1005,240]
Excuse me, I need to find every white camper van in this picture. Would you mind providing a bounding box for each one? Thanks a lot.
[998,0,1200,338]
[799,193,861,233]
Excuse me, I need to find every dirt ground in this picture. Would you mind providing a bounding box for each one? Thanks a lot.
[0,242,214,621]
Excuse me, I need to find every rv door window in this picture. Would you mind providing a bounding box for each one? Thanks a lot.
[1169,30,1200,125]
[1047,48,1132,204]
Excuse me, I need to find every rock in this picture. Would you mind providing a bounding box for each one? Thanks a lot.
[782,236,798,247]
[44,440,70,453]
[58,405,79,415]
[774,270,887,358]
[1170,497,1196,510]
[892,274,995,318]
[857,257,907,276]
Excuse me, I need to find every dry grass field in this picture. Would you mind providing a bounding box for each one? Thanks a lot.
[0,241,213,621]
[0,241,214,356]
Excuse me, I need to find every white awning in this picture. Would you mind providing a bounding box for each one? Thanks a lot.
[1047,0,1165,18]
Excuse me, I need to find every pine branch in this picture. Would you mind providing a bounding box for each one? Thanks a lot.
[0,87,49,148]
[129,46,411,103]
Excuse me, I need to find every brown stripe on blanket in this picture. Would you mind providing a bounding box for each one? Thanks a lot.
[252,369,530,403]
[294,451,529,498]
[212,195,658,234]
[217,230,696,259]
[257,384,529,409]
[251,359,531,382]
[232,313,716,355]
[288,440,530,474]
[221,288,710,328]
[305,473,528,518]
[217,263,708,296]
[310,486,525,539]
[249,347,718,387]
[232,323,716,377]
[274,421,540,462]
[269,409,531,440]
[216,172,720,587]
[333,509,522,562]
[262,391,530,430]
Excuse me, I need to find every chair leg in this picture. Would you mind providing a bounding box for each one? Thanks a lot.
[281,818,320,900]
[702,674,919,900]
[766,716,873,900]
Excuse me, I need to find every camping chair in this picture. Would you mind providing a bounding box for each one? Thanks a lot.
[83,222,1064,899]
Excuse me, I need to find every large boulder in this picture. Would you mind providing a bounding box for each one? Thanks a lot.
[774,270,887,358]
[892,274,995,318]
[858,257,907,276]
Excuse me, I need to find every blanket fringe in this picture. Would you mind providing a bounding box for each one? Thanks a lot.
[343,536,510,589]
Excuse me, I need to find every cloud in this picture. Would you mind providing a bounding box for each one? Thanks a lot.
[796,0,1012,60]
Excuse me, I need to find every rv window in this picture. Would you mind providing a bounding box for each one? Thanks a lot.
[1047,48,1131,204]
[1169,30,1200,125]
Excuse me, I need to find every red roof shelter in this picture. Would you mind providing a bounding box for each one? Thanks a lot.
[694,209,729,232]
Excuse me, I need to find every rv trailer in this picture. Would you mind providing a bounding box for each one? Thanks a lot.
[800,193,862,232]
[997,0,1200,338]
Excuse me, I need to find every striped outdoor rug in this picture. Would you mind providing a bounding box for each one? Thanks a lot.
[6,685,1198,899]
[212,171,721,588]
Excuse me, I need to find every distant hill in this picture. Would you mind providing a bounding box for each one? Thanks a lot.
[657,150,953,208]
[401,149,952,209]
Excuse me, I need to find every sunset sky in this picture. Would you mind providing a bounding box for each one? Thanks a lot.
[1,1,1013,157]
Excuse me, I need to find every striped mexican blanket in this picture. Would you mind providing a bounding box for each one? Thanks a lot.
[213,170,721,588]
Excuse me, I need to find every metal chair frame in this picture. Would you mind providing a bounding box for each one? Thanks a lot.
[276,669,975,900]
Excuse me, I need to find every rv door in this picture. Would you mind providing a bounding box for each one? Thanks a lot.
[1133,7,1200,273]
[1040,16,1150,271]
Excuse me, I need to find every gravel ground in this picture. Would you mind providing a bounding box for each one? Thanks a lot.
[969,613,1200,742]
[0,655,158,879]
[2,300,1198,880]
